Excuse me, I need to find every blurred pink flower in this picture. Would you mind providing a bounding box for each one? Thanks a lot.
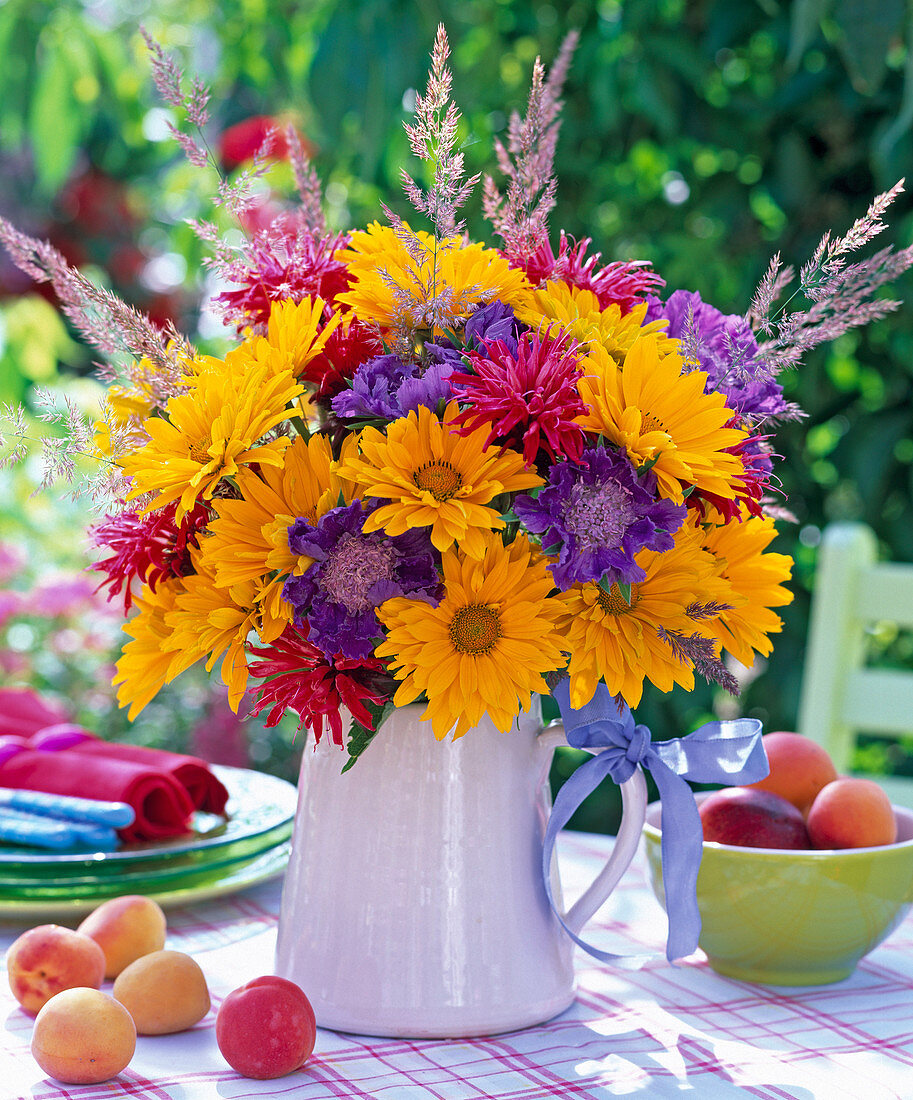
[191,691,250,768]
[0,589,21,629]
[30,574,97,618]
[0,653,28,678]
[0,543,26,584]
[0,686,69,737]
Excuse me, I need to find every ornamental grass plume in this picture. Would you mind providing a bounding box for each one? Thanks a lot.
[0,23,910,764]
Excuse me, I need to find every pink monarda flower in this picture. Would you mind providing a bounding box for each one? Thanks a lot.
[247,628,387,746]
[521,232,665,314]
[448,330,587,465]
[89,502,209,613]
[216,226,351,331]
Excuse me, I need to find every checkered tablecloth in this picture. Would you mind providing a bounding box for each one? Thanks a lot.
[3,832,912,1100]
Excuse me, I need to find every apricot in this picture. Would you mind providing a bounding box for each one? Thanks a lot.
[699,787,811,849]
[113,950,210,1034]
[77,895,166,978]
[747,731,838,815]
[215,975,316,1079]
[31,987,136,1085]
[806,777,898,849]
[6,925,105,1015]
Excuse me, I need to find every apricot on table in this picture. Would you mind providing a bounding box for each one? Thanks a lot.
[215,975,316,1079]
[77,895,166,979]
[806,777,897,849]
[113,949,210,1034]
[6,925,105,1015]
[31,987,136,1085]
[746,731,838,815]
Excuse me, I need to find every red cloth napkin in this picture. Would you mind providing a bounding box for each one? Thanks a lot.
[62,739,230,814]
[0,745,196,843]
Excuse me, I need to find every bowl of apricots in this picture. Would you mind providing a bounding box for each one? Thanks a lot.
[642,732,913,985]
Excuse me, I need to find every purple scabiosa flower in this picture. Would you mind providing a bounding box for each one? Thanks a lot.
[427,300,524,371]
[646,290,791,423]
[514,445,687,589]
[282,501,439,660]
[331,353,453,421]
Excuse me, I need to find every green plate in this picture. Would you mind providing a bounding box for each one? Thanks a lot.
[0,841,291,920]
[0,766,297,875]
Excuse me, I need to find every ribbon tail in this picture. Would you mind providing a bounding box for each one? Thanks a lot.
[649,757,705,963]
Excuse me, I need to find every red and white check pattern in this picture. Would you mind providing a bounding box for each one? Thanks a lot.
[3,832,912,1100]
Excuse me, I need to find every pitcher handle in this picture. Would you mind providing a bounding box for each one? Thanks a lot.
[538,720,648,936]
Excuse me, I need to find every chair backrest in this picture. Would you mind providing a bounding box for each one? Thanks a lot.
[797,522,913,807]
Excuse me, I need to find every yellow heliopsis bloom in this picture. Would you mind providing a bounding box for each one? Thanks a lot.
[576,334,748,504]
[112,578,186,719]
[204,433,352,589]
[553,525,730,709]
[514,281,676,359]
[335,222,531,330]
[375,533,565,738]
[163,558,261,712]
[214,297,344,384]
[120,362,302,521]
[697,509,793,667]
[265,297,343,373]
[336,400,542,558]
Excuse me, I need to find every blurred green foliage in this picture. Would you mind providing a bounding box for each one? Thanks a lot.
[2,0,913,824]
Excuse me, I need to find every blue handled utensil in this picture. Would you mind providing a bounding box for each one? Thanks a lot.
[0,807,120,851]
[0,787,135,828]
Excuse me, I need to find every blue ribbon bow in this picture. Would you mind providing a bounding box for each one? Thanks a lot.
[545,679,769,963]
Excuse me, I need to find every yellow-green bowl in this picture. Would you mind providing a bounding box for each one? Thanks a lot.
[642,794,913,985]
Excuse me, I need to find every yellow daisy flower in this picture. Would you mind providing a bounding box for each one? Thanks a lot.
[120,362,303,521]
[336,222,531,330]
[576,334,748,504]
[375,533,565,739]
[514,281,676,359]
[203,433,351,590]
[697,509,794,667]
[163,558,260,712]
[336,399,542,558]
[553,525,728,709]
[264,297,343,374]
[112,578,185,720]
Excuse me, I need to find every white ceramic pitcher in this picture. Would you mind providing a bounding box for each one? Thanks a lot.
[274,697,647,1038]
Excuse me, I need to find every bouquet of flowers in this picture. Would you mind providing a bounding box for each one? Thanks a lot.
[2,26,910,768]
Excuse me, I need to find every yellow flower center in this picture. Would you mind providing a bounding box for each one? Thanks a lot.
[640,412,667,435]
[450,604,502,655]
[413,460,462,501]
[189,437,214,465]
[596,583,640,616]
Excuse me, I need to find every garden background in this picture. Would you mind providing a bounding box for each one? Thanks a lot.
[2,0,912,829]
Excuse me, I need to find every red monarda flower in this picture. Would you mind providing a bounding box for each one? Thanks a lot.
[299,316,382,400]
[218,116,315,169]
[247,628,387,746]
[89,502,209,613]
[521,232,665,314]
[448,330,587,466]
[688,429,774,522]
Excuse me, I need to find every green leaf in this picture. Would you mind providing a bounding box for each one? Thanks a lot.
[342,697,396,772]
[786,0,832,72]
[28,40,80,193]
[833,0,905,94]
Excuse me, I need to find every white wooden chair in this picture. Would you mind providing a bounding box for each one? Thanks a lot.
[797,522,913,808]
